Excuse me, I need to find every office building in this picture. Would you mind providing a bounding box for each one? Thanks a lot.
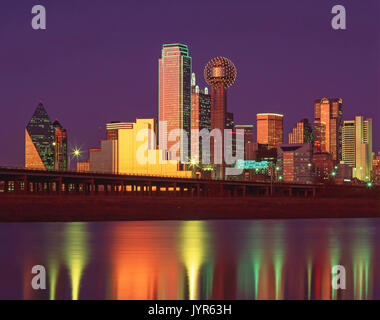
[191,73,211,163]
[158,43,192,162]
[313,98,343,162]
[257,113,284,149]
[235,125,255,160]
[342,120,356,168]
[277,143,313,184]
[372,152,380,182]
[288,118,313,144]
[25,102,55,170]
[341,116,373,181]
[53,120,67,171]
[90,119,192,178]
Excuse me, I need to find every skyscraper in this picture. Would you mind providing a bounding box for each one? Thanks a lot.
[191,73,211,163]
[256,113,284,149]
[25,102,55,170]
[235,125,255,160]
[341,116,373,181]
[313,98,343,162]
[158,43,192,162]
[342,120,356,168]
[354,116,372,181]
[204,57,237,179]
[53,120,68,171]
[288,118,313,144]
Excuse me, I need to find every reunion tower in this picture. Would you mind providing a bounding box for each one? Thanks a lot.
[204,57,237,179]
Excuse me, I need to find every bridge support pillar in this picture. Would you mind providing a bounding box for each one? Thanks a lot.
[57,178,62,195]
[23,177,28,193]
[196,184,200,197]
[289,188,292,197]
[242,185,246,198]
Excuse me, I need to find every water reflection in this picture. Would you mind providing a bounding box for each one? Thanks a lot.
[180,221,213,300]
[63,223,89,300]
[0,219,379,300]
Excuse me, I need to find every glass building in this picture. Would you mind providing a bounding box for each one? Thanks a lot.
[313,98,343,163]
[191,73,211,163]
[53,120,68,171]
[288,118,313,144]
[342,120,356,168]
[342,116,373,181]
[25,103,55,170]
[256,113,284,149]
[158,43,192,162]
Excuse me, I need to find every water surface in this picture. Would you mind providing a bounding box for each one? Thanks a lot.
[0,219,379,300]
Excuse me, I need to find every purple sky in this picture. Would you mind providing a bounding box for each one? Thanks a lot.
[0,0,379,166]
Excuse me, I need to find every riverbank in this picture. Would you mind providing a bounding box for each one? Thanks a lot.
[0,194,379,222]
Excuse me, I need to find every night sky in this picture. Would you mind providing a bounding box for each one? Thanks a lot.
[0,0,379,166]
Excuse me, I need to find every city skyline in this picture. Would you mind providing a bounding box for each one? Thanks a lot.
[0,0,379,167]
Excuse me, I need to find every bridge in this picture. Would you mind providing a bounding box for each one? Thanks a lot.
[0,167,374,198]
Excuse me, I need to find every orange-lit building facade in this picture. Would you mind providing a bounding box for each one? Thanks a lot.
[25,103,66,171]
[288,118,313,144]
[313,152,334,181]
[76,161,90,173]
[106,122,134,141]
[89,119,192,178]
[277,144,313,183]
[313,98,343,163]
[158,44,192,162]
[53,120,67,171]
[235,125,255,160]
[256,113,283,149]
[372,152,380,182]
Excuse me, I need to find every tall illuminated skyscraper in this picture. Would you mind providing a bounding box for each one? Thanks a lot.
[204,57,237,179]
[158,43,192,162]
[256,113,284,149]
[25,102,55,170]
[288,118,313,144]
[191,73,211,163]
[341,116,372,181]
[355,116,372,181]
[342,120,356,168]
[313,98,343,162]
[53,120,68,171]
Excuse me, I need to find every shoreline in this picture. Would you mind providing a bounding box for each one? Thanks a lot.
[0,194,379,222]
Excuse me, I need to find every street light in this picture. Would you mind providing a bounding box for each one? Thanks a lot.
[68,147,82,171]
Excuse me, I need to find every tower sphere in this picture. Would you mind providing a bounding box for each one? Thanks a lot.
[204,57,237,88]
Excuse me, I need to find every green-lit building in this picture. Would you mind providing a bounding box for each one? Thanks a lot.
[25,102,67,171]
